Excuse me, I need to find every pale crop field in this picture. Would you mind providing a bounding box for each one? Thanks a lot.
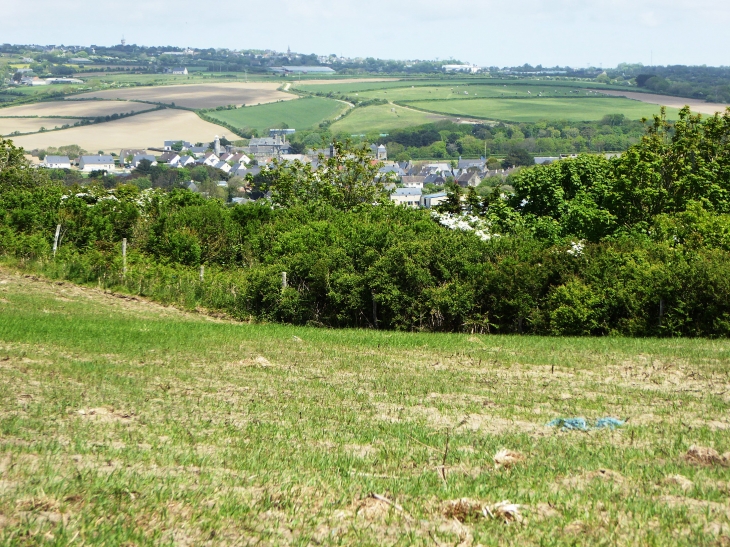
[0,118,78,136]
[8,109,228,153]
[590,89,730,117]
[73,82,295,109]
[0,100,157,118]
[1,268,728,545]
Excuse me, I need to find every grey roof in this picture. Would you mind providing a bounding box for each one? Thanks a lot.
[80,155,114,164]
[379,165,405,176]
[458,158,486,169]
[133,154,156,163]
[534,156,558,165]
[423,191,447,199]
[424,174,446,184]
[393,187,422,196]
[45,155,70,164]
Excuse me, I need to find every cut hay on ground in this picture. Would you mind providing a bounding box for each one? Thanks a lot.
[0,118,78,136]
[9,109,228,153]
[73,82,295,109]
[0,100,155,118]
[591,90,730,116]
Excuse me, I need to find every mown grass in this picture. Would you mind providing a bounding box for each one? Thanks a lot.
[205,97,348,133]
[1,268,729,545]
[331,103,447,135]
[352,84,605,102]
[402,97,683,122]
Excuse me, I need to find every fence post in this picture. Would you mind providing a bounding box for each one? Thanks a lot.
[200,264,205,282]
[281,271,287,290]
[122,238,127,279]
[52,224,61,257]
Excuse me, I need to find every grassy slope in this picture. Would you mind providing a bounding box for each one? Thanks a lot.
[331,103,446,134]
[354,85,602,102]
[403,97,682,122]
[205,97,348,132]
[0,269,729,545]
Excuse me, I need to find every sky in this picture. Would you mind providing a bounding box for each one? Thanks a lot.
[3,0,729,67]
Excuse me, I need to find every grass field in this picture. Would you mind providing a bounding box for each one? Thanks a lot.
[1,268,729,545]
[8,109,226,152]
[402,98,682,122]
[330,103,447,134]
[353,85,608,102]
[205,97,349,133]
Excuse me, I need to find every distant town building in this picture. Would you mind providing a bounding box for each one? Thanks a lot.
[132,154,157,168]
[442,64,480,73]
[268,66,336,75]
[390,187,422,208]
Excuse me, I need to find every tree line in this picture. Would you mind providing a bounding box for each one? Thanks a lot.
[2,107,730,336]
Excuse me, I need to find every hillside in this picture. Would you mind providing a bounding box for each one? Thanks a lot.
[0,268,729,545]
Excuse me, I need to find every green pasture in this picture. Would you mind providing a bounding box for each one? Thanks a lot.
[0,268,729,545]
[402,97,681,122]
[205,96,349,133]
[330,103,447,134]
[353,84,607,102]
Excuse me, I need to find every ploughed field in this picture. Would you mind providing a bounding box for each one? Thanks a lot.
[1,269,729,545]
[72,82,294,109]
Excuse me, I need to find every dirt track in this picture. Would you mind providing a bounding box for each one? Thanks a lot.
[591,90,730,116]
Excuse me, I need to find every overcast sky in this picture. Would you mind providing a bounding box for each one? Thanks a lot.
[4,0,729,67]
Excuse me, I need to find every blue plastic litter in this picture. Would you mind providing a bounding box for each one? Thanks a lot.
[594,417,625,430]
[547,417,624,431]
[546,417,589,431]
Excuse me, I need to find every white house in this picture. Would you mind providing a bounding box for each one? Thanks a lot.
[79,155,115,172]
[172,67,188,75]
[401,176,425,189]
[421,191,448,209]
[43,155,71,169]
[132,154,158,168]
[390,187,422,208]
[201,153,220,167]
[172,155,196,167]
[213,161,231,173]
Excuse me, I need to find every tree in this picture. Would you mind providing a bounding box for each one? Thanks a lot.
[436,183,462,214]
[133,159,153,176]
[258,141,390,210]
[502,147,534,168]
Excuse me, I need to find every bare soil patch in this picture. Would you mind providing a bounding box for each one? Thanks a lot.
[0,100,154,118]
[592,89,730,116]
[73,82,294,109]
[9,109,229,153]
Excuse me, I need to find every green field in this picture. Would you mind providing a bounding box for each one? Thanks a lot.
[330,103,447,134]
[354,85,608,102]
[205,96,348,133]
[1,268,729,545]
[402,97,681,122]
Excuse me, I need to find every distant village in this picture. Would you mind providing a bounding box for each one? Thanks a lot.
[35,127,545,209]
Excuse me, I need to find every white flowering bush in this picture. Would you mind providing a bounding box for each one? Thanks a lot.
[431,211,497,242]
[566,241,585,256]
